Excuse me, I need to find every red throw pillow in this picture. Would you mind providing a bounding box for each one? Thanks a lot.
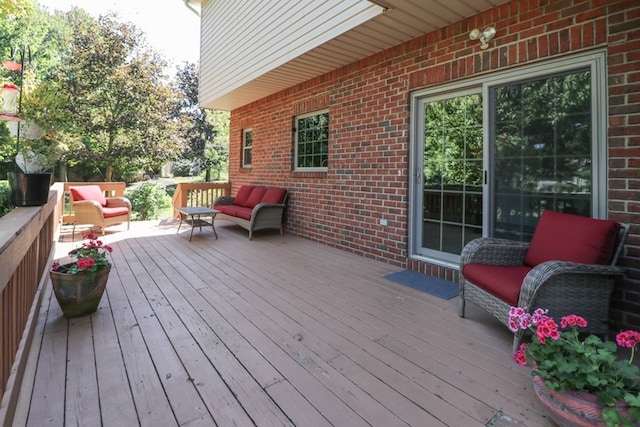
[523,210,621,267]
[233,185,254,206]
[262,187,286,204]
[70,185,107,207]
[243,187,267,208]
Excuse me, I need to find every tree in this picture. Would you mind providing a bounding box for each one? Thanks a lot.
[172,62,228,181]
[55,10,184,181]
[0,0,32,19]
[0,1,72,171]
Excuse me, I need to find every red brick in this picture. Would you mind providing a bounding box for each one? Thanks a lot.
[228,0,640,328]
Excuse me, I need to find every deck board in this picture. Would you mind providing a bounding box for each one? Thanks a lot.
[14,221,552,426]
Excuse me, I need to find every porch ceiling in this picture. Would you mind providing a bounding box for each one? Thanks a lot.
[190,0,509,111]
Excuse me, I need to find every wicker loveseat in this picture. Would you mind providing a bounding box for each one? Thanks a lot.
[70,185,131,238]
[458,210,629,350]
[213,185,288,240]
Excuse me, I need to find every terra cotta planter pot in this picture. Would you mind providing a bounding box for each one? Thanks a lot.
[533,375,634,427]
[49,265,110,318]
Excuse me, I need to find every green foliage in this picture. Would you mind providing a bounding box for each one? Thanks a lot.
[2,3,228,183]
[172,62,229,181]
[511,308,640,426]
[172,159,193,177]
[0,0,33,19]
[424,94,483,188]
[0,181,13,218]
[126,183,171,221]
[54,11,185,182]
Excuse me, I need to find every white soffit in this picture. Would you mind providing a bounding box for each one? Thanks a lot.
[196,0,510,110]
[199,0,384,110]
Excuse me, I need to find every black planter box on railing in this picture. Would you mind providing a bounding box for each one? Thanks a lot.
[7,172,52,207]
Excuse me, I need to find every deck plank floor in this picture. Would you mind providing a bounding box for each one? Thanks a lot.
[14,220,551,426]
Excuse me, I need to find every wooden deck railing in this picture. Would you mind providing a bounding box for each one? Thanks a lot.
[172,182,231,218]
[0,182,64,424]
[62,182,126,224]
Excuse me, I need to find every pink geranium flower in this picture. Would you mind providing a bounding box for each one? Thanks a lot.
[508,306,640,426]
[50,233,112,275]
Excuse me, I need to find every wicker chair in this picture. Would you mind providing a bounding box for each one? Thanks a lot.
[458,210,629,351]
[70,185,131,238]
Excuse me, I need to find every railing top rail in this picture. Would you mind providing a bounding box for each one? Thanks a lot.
[0,182,63,295]
[175,182,231,190]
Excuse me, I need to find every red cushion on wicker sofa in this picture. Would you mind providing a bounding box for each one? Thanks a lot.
[262,187,287,204]
[523,210,621,267]
[243,186,267,208]
[216,205,241,217]
[234,206,253,221]
[233,185,255,206]
[102,206,130,218]
[462,264,532,306]
[70,185,107,207]
[217,205,252,220]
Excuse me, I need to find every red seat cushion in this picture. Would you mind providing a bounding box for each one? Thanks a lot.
[462,264,532,306]
[70,185,107,207]
[233,185,255,206]
[262,187,287,204]
[216,205,241,217]
[524,210,621,267]
[235,207,253,220]
[101,207,129,218]
[243,186,267,208]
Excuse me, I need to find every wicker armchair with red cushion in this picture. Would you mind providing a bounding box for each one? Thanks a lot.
[458,210,629,350]
[70,185,131,237]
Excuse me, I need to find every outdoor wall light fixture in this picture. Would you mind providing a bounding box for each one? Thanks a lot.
[469,26,496,49]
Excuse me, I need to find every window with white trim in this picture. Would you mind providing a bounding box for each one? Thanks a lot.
[295,110,329,171]
[242,128,252,168]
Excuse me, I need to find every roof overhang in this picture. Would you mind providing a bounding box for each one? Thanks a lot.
[188,0,509,111]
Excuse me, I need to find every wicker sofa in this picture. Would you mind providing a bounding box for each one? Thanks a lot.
[213,185,288,240]
[458,210,629,351]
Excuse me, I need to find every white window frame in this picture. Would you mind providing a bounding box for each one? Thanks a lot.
[242,128,252,168]
[294,109,329,172]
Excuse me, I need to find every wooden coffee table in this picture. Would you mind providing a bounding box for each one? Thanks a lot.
[175,207,220,241]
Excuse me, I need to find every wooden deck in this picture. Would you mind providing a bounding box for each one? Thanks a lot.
[13,220,551,426]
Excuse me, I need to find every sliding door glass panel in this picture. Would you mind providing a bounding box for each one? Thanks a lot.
[492,70,592,241]
[423,94,483,255]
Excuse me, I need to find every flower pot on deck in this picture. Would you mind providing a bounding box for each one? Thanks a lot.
[532,375,635,427]
[49,264,111,318]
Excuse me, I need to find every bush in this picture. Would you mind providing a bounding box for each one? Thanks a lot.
[0,181,12,218]
[126,183,172,221]
[172,159,193,177]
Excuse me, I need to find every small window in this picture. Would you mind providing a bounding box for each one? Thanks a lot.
[295,110,329,171]
[242,128,252,168]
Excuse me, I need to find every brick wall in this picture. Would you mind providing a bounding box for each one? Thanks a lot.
[228,0,640,330]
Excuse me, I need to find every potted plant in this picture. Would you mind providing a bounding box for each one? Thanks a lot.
[2,46,60,206]
[50,233,113,318]
[509,307,640,426]
[7,131,60,206]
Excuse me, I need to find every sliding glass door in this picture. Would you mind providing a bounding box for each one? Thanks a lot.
[410,52,606,264]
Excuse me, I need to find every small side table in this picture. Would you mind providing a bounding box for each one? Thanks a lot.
[175,207,220,241]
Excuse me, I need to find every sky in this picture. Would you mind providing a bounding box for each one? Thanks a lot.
[36,0,201,66]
